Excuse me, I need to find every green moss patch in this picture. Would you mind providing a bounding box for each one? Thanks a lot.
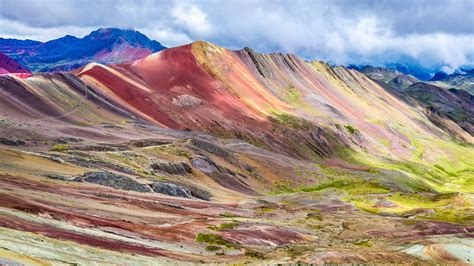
[345,125,359,134]
[51,144,70,151]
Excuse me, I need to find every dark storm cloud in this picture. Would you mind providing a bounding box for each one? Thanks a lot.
[1,0,473,72]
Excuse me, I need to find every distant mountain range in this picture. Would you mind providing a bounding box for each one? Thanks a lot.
[354,65,474,135]
[429,69,474,95]
[0,28,166,72]
[354,65,474,94]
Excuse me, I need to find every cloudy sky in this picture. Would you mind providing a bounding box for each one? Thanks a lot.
[1,0,473,72]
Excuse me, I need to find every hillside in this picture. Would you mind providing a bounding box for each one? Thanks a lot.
[0,52,30,76]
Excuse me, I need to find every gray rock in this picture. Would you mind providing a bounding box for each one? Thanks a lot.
[150,160,192,175]
[151,181,192,198]
[55,137,81,144]
[129,139,172,147]
[0,138,25,146]
[190,139,232,158]
[75,171,152,193]
[44,174,69,181]
[191,157,219,174]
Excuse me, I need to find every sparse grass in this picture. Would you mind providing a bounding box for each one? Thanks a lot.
[145,145,192,159]
[219,212,240,218]
[279,85,301,104]
[294,178,389,196]
[196,233,238,249]
[350,191,474,225]
[353,240,373,247]
[209,222,239,231]
[51,144,70,151]
[271,111,312,130]
[421,207,474,225]
[245,250,265,259]
[345,125,359,134]
[205,245,221,252]
[256,207,277,215]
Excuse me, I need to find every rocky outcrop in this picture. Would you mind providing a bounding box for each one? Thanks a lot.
[191,157,219,174]
[44,174,69,181]
[171,94,203,107]
[55,137,82,144]
[0,138,25,146]
[151,181,192,198]
[150,160,192,175]
[190,139,232,158]
[190,156,256,196]
[75,171,152,193]
[64,155,135,174]
[129,139,172,147]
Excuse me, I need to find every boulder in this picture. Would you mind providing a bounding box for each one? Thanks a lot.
[151,181,192,198]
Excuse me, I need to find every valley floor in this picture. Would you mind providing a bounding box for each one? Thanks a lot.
[0,119,472,265]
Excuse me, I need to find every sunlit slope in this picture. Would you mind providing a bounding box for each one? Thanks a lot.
[78,42,289,132]
[236,48,472,159]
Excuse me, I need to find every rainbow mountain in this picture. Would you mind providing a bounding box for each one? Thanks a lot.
[0,31,472,264]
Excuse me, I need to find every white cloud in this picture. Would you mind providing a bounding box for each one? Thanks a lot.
[0,18,94,41]
[141,27,193,47]
[171,2,213,36]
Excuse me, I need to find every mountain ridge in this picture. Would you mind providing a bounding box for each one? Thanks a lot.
[0,28,166,72]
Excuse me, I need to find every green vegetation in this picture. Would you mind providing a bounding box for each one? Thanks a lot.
[205,245,221,252]
[257,207,277,215]
[281,85,301,105]
[209,222,239,231]
[195,233,238,249]
[271,110,312,130]
[349,191,474,225]
[245,250,265,259]
[211,127,269,149]
[144,144,192,159]
[271,180,295,194]
[271,177,389,196]
[345,125,359,134]
[306,209,323,221]
[300,179,389,195]
[219,212,240,218]
[51,144,71,151]
[353,240,373,247]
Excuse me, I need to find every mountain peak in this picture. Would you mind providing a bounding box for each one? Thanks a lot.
[429,71,448,81]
